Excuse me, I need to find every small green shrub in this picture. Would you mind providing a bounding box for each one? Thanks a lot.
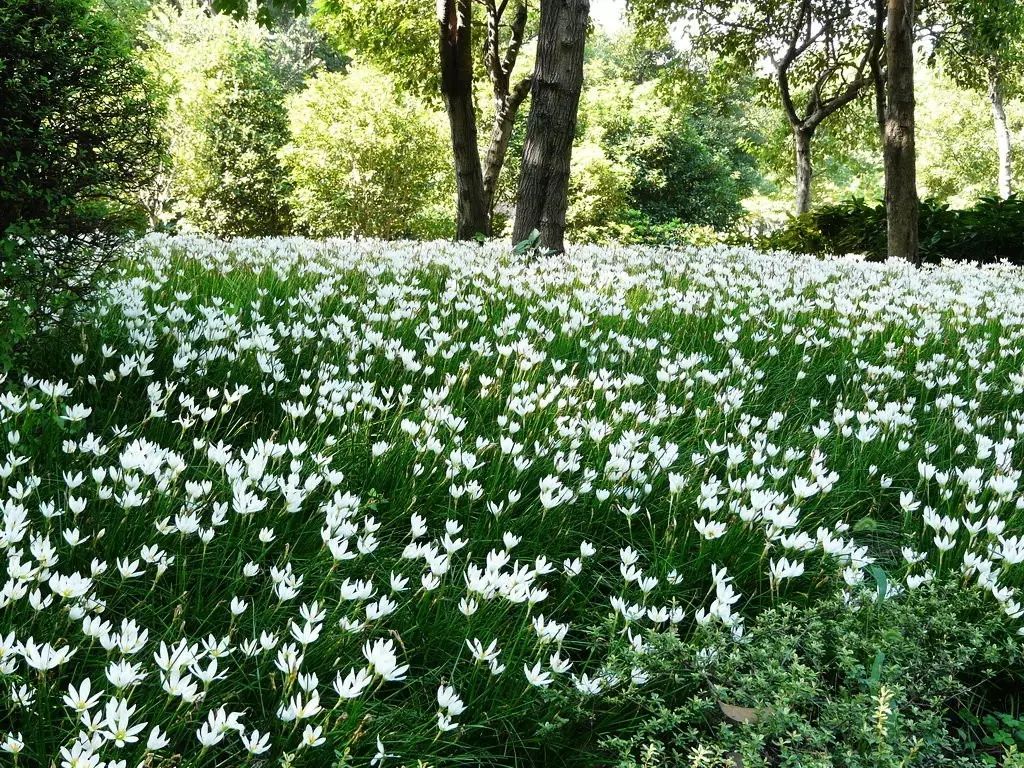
[760,196,1024,264]
[564,75,756,245]
[598,582,1024,768]
[279,65,455,240]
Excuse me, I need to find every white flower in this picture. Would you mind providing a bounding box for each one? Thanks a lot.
[333,667,373,699]
[524,661,553,688]
[437,684,466,716]
[362,638,409,682]
[63,678,102,713]
[300,724,325,748]
[101,696,147,747]
[143,726,169,751]
[694,517,727,540]
[240,728,271,755]
[769,557,805,588]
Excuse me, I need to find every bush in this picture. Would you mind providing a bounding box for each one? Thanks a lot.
[279,66,455,240]
[567,75,756,245]
[599,582,1024,768]
[156,9,292,236]
[760,196,1024,264]
[0,0,162,363]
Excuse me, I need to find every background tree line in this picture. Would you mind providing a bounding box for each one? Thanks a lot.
[3,0,1024,358]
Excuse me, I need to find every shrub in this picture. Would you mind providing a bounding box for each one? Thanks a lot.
[156,9,292,237]
[566,142,636,244]
[599,582,1024,768]
[761,196,1024,264]
[0,0,162,363]
[566,76,756,245]
[279,66,455,240]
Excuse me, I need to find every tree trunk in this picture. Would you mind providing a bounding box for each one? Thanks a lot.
[439,0,488,239]
[870,0,887,141]
[884,0,919,264]
[794,127,814,215]
[511,0,589,254]
[988,67,1013,199]
[483,79,531,222]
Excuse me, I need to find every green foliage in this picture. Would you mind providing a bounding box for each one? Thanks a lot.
[264,13,348,92]
[153,8,292,236]
[279,66,455,240]
[925,0,1024,95]
[313,0,440,98]
[210,0,307,27]
[0,0,162,365]
[563,34,757,245]
[916,65,1024,205]
[601,583,1024,767]
[744,91,884,208]
[959,710,1024,762]
[760,195,1024,264]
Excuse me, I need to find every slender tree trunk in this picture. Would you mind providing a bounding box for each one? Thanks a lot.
[439,0,488,239]
[884,0,919,264]
[870,0,887,141]
[511,0,589,254]
[988,67,1013,199]
[483,79,531,221]
[794,127,814,215]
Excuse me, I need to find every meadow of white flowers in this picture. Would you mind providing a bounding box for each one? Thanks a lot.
[2,234,1024,767]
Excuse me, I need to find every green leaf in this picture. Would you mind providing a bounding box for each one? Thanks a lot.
[512,228,541,256]
[868,565,888,602]
[853,516,878,533]
[868,650,885,685]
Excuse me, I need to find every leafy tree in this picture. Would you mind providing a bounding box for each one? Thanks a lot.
[439,0,490,238]
[0,0,163,361]
[318,0,536,239]
[279,66,455,239]
[885,0,919,263]
[565,51,757,242]
[314,0,436,95]
[150,5,293,235]
[916,64,1009,204]
[634,0,886,215]
[210,0,306,25]
[512,0,590,253]
[924,0,1024,198]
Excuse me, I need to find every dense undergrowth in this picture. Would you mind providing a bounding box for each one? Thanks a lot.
[760,195,1024,264]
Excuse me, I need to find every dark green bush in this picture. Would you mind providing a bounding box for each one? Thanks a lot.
[761,196,1024,264]
[0,0,163,364]
[597,582,1024,768]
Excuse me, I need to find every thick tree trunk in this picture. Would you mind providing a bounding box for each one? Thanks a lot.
[511,0,589,254]
[884,0,919,264]
[439,0,489,239]
[794,127,814,215]
[988,67,1013,199]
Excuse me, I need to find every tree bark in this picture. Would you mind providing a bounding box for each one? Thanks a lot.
[483,78,531,221]
[988,67,1014,199]
[439,0,489,239]
[870,0,888,140]
[794,127,814,215]
[511,0,590,254]
[884,0,919,264]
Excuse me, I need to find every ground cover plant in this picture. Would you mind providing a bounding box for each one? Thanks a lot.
[2,236,1024,767]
